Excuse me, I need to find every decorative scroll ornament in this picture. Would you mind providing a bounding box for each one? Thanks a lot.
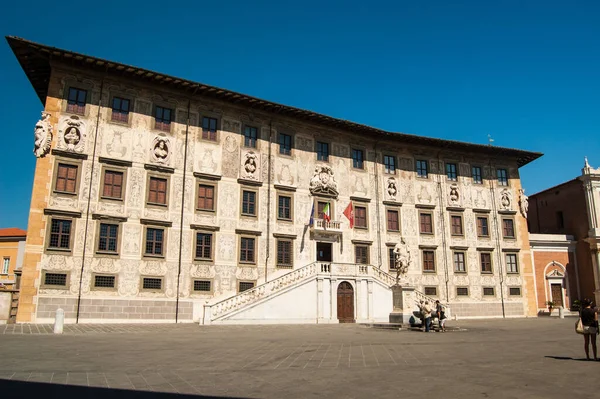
[394,238,412,283]
[449,184,460,206]
[33,112,53,158]
[518,188,529,218]
[243,151,259,179]
[309,165,339,197]
[500,188,512,210]
[386,177,398,201]
[150,135,170,164]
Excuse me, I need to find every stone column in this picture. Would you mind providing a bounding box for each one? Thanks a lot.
[330,278,337,322]
[389,285,415,324]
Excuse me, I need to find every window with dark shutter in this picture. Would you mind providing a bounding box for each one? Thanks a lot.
[102,170,123,199]
[148,177,167,205]
[55,164,78,193]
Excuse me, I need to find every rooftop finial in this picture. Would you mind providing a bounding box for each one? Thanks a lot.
[487,134,494,146]
[584,156,590,168]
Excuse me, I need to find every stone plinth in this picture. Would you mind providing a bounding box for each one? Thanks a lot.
[389,284,415,324]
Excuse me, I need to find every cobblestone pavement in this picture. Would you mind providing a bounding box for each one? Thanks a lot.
[0,318,594,398]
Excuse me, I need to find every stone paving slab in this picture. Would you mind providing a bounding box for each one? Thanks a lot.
[0,318,597,398]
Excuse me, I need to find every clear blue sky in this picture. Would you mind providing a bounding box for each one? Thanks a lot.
[1,0,599,229]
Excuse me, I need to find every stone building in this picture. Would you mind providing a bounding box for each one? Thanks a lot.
[8,36,542,324]
[0,228,26,290]
[528,158,600,308]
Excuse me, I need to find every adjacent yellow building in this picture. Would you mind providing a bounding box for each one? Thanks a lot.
[0,228,26,290]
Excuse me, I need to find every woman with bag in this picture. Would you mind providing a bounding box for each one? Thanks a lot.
[579,299,598,361]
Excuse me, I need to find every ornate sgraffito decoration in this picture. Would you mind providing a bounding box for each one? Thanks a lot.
[386,177,398,201]
[150,135,170,164]
[309,165,339,197]
[60,116,85,152]
[243,151,259,179]
[500,188,512,210]
[519,188,529,218]
[417,185,431,204]
[474,189,486,208]
[393,238,412,284]
[33,112,53,158]
[449,184,460,206]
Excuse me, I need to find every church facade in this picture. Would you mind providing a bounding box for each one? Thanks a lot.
[8,36,542,324]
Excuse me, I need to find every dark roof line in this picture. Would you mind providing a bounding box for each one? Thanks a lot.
[5,35,543,167]
[529,177,580,198]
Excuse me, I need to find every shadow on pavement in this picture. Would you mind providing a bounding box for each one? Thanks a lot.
[0,379,246,399]
[544,356,595,362]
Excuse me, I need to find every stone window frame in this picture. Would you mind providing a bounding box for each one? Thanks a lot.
[238,280,256,293]
[61,81,94,117]
[445,162,458,182]
[44,210,81,255]
[476,215,490,238]
[421,249,436,273]
[90,273,118,292]
[51,157,83,197]
[200,113,222,142]
[145,171,171,208]
[99,163,128,202]
[353,203,369,230]
[453,250,467,273]
[191,279,213,294]
[242,123,259,149]
[509,287,522,296]
[386,207,401,232]
[141,222,169,260]
[424,286,438,297]
[472,165,483,185]
[505,252,519,274]
[456,287,469,297]
[240,187,259,218]
[501,217,517,240]
[40,270,71,289]
[238,234,258,265]
[277,131,294,157]
[152,102,174,133]
[496,167,509,187]
[195,181,217,213]
[193,229,215,263]
[415,159,429,179]
[314,197,335,221]
[107,91,134,126]
[276,191,294,222]
[1,257,9,275]
[93,217,125,257]
[479,251,494,274]
[419,211,435,235]
[351,147,366,170]
[383,154,397,175]
[315,140,331,163]
[140,276,165,293]
[483,286,496,297]
[354,244,370,264]
[276,238,294,269]
[449,213,464,236]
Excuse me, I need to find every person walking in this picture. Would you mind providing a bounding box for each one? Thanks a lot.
[423,301,433,332]
[435,300,447,332]
[580,299,598,361]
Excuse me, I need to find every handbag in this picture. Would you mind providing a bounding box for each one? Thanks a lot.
[575,318,584,335]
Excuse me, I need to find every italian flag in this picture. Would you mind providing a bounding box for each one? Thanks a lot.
[322,203,331,222]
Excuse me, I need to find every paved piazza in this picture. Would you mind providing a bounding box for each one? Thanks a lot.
[0,318,595,398]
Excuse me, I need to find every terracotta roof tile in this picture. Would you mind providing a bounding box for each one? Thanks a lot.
[0,228,27,237]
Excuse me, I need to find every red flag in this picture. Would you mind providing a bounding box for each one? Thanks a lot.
[343,202,354,229]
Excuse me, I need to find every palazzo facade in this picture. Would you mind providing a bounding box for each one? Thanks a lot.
[8,37,542,324]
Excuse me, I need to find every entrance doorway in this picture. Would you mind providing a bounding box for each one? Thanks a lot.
[551,283,563,308]
[337,282,355,323]
[317,242,332,262]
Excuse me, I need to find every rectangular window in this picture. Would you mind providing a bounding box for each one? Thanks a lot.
[472,166,483,184]
[355,245,369,264]
[424,287,437,296]
[506,253,519,273]
[419,213,433,234]
[49,219,72,249]
[240,237,255,263]
[277,195,292,220]
[111,97,130,123]
[244,125,258,148]
[480,252,492,273]
[453,252,466,272]
[502,218,515,238]
[509,287,521,296]
[450,215,463,235]
[279,133,292,155]
[148,177,167,205]
[94,275,116,289]
[102,170,124,199]
[197,184,215,211]
[277,240,293,268]
[497,168,508,186]
[477,217,489,237]
[384,155,396,174]
[145,228,164,256]
[202,117,218,141]
[446,163,457,181]
[55,163,78,193]
[352,149,364,169]
[193,280,212,292]
[483,287,495,296]
[317,201,330,219]
[67,87,87,114]
[456,287,469,296]
[242,190,257,216]
[389,247,396,270]
[316,141,329,161]
[422,250,435,272]
[556,211,564,229]
[44,272,68,287]
[142,277,163,290]
[355,206,367,228]
[416,160,428,178]
[98,223,119,253]
[239,281,255,292]
[2,258,9,274]
[195,232,213,260]
[387,210,399,231]
[155,106,172,132]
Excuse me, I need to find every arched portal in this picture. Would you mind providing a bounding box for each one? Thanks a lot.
[337,282,355,323]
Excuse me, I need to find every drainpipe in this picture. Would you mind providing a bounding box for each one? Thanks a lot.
[436,155,450,302]
[76,72,106,323]
[488,160,506,318]
[264,119,274,283]
[374,142,382,268]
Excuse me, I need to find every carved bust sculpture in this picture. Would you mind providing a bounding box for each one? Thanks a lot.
[387,177,397,201]
[449,184,460,205]
[244,152,258,176]
[309,165,339,197]
[64,126,81,150]
[500,189,512,210]
[150,136,170,164]
[33,112,52,158]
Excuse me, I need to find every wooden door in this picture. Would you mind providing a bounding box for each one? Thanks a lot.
[551,284,563,307]
[337,282,355,323]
